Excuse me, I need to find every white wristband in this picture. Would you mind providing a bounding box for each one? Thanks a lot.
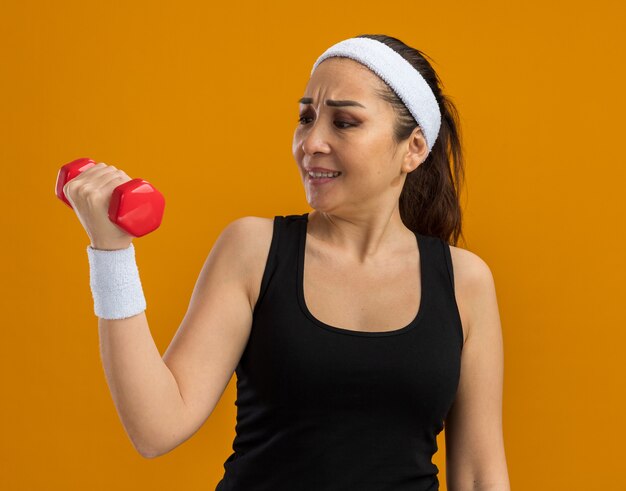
[86,243,147,320]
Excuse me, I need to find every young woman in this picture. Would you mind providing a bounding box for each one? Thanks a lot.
[68,34,510,491]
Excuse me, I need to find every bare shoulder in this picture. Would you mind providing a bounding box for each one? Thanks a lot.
[447,244,497,341]
[222,216,275,311]
[448,243,493,283]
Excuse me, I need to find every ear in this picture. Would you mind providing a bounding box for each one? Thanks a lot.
[402,126,429,173]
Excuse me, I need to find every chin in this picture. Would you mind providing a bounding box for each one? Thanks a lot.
[306,200,339,214]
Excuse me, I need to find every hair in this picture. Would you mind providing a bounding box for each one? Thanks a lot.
[354,34,467,248]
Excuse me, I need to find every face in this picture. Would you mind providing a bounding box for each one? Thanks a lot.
[292,57,426,216]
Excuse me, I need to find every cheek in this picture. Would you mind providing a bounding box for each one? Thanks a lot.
[291,133,299,155]
[292,129,310,157]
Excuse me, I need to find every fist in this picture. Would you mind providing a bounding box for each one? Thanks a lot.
[63,162,135,250]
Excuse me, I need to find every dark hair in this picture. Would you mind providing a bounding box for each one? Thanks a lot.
[355,34,466,248]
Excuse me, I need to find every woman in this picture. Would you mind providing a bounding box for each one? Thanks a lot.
[67,34,510,491]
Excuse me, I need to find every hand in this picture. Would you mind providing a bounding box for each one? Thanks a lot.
[63,162,135,250]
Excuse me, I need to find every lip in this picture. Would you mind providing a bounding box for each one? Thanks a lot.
[306,173,341,185]
[305,167,341,173]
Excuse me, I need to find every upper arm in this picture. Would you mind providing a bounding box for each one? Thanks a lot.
[444,248,511,490]
[160,216,274,452]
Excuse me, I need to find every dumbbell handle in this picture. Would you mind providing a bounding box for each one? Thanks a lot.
[55,157,165,237]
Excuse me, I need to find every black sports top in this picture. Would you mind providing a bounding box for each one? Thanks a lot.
[215,213,464,491]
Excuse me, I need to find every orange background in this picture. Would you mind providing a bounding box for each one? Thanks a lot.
[1,0,625,489]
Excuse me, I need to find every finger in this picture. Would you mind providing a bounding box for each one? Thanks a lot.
[86,166,126,191]
[70,162,111,185]
[100,172,132,194]
[74,168,124,201]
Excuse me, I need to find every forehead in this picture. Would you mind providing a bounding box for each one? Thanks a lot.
[303,57,387,103]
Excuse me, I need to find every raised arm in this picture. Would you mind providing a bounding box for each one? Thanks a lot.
[99,217,269,458]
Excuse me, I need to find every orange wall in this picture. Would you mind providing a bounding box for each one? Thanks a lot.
[1,0,625,489]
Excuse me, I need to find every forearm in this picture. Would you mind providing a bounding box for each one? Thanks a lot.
[87,243,186,458]
[98,311,186,458]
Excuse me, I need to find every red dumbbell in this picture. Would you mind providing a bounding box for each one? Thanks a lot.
[55,157,165,238]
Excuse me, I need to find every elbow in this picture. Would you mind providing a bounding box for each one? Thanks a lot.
[137,443,163,459]
[128,433,164,459]
[122,413,186,459]
[140,450,160,459]
[473,482,511,491]
[448,480,510,491]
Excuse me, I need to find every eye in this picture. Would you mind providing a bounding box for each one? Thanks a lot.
[297,115,356,129]
[334,121,354,129]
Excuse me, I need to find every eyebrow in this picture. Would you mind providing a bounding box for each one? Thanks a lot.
[298,97,366,108]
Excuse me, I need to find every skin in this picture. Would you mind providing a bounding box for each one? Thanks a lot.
[292,57,428,261]
[291,57,511,490]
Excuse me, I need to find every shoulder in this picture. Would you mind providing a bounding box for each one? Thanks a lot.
[218,216,275,271]
[221,215,274,240]
[447,243,498,340]
[218,216,276,307]
[448,243,494,285]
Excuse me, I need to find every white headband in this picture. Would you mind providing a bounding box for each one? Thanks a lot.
[311,37,441,154]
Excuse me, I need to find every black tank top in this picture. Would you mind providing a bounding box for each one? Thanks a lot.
[215,213,464,491]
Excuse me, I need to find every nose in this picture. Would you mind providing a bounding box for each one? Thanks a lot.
[299,117,332,156]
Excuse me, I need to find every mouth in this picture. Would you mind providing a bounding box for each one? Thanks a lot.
[306,170,342,178]
[306,171,342,184]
